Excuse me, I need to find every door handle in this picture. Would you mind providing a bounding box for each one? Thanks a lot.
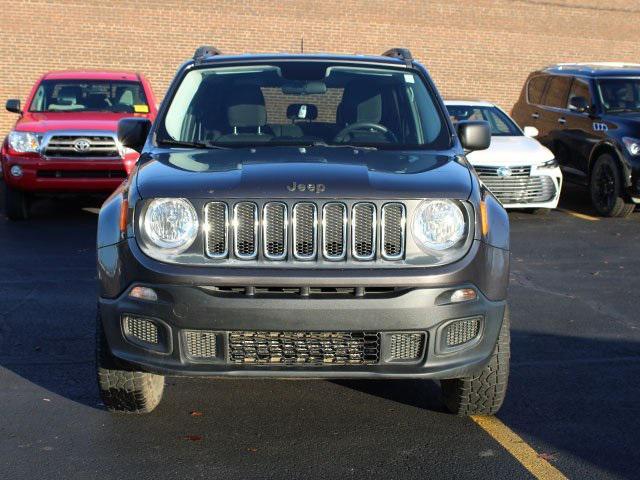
[531,113,540,119]
[558,117,566,125]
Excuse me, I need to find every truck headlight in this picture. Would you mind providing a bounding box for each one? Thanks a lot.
[142,198,199,254]
[8,131,40,153]
[412,199,466,251]
[622,137,640,156]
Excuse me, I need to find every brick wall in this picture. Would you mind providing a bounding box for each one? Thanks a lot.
[1,0,640,136]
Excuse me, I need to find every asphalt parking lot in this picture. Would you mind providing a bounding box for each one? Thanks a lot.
[0,184,638,480]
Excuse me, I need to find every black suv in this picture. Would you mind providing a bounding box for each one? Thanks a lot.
[512,63,640,217]
[96,46,510,415]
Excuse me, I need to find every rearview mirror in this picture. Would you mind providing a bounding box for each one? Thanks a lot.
[523,126,539,138]
[457,120,491,151]
[6,99,21,114]
[118,118,152,153]
[569,96,589,114]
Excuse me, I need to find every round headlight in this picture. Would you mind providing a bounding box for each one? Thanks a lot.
[143,198,199,253]
[412,199,466,251]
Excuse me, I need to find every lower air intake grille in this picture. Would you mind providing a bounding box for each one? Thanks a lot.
[122,316,159,345]
[184,330,218,359]
[444,317,481,347]
[389,333,425,361]
[229,331,380,366]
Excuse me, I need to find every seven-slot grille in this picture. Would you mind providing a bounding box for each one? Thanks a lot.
[43,135,121,158]
[229,331,381,366]
[204,201,406,262]
[474,165,556,204]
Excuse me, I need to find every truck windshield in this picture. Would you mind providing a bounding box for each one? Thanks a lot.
[29,80,149,113]
[159,62,450,149]
[597,78,640,113]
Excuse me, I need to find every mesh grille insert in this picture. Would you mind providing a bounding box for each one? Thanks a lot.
[122,316,159,345]
[352,203,376,260]
[184,330,218,359]
[389,333,424,361]
[444,318,481,347]
[234,202,258,259]
[293,203,316,260]
[263,202,287,260]
[229,331,380,366]
[205,202,228,258]
[381,203,405,259]
[322,203,346,260]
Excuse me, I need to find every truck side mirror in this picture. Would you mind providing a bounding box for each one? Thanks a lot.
[6,99,22,114]
[118,118,152,153]
[457,120,491,151]
[569,96,590,114]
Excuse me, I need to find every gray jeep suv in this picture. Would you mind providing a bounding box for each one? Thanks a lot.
[96,46,510,415]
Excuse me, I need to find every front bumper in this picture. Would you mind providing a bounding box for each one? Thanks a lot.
[97,237,509,379]
[1,152,137,193]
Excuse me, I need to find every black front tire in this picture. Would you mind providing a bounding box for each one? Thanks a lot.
[589,154,635,218]
[96,313,164,414]
[4,184,30,221]
[440,306,510,416]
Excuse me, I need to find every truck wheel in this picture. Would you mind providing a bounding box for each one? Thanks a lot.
[4,185,30,221]
[96,313,164,414]
[440,306,510,416]
[590,154,635,218]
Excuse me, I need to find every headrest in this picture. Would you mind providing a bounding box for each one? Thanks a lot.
[227,85,267,128]
[340,81,383,124]
[286,103,318,121]
[57,86,82,104]
[116,87,134,105]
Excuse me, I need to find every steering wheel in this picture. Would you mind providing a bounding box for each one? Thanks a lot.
[333,122,397,143]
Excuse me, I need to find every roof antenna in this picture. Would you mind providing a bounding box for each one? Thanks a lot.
[300,36,304,53]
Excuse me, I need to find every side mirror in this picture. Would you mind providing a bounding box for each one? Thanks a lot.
[118,118,152,153]
[523,126,539,138]
[6,99,21,114]
[569,96,590,114]
[457,120,491,151]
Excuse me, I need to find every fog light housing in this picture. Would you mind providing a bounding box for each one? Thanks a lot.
[10,165,23,177]
[450,288,477,303]
[438,316,483,352]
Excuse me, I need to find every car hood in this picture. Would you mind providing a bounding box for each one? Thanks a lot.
[466,135,554,167]
[135,146,473,200]
[14,112,151,134]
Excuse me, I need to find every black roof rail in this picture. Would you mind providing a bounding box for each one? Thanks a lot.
[382,48,413,66]
[193,45,222,63]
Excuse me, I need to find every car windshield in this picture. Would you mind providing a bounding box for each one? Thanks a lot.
[597,78,640,113]
[29,80,149,113]
[158,62,450,150]
[446,105,521,136]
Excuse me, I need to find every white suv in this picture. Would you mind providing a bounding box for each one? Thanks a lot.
[446,100,563,213]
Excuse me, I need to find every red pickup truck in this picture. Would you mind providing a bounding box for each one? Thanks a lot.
[2,70,157,220]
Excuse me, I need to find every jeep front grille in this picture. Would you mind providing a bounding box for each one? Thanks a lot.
[203,200,406,263]
[229,331,380,366]
[43,135,121,158]
[475,166,557,204]
[233,202,258,259]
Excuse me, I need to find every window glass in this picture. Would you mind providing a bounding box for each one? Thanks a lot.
[567,78,591,109]
[161,63,449,149]
[544,76,572,109]
[446,105,521,136]
[29,80,148,113]
[527,75,547,104]
[597,78,640,113]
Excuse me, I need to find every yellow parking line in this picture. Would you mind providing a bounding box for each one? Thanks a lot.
[472,416,568,480]
[557,209,599,222]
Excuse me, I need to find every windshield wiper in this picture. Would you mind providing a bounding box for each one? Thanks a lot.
[156,138,230,150]
[305,141,378,151]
